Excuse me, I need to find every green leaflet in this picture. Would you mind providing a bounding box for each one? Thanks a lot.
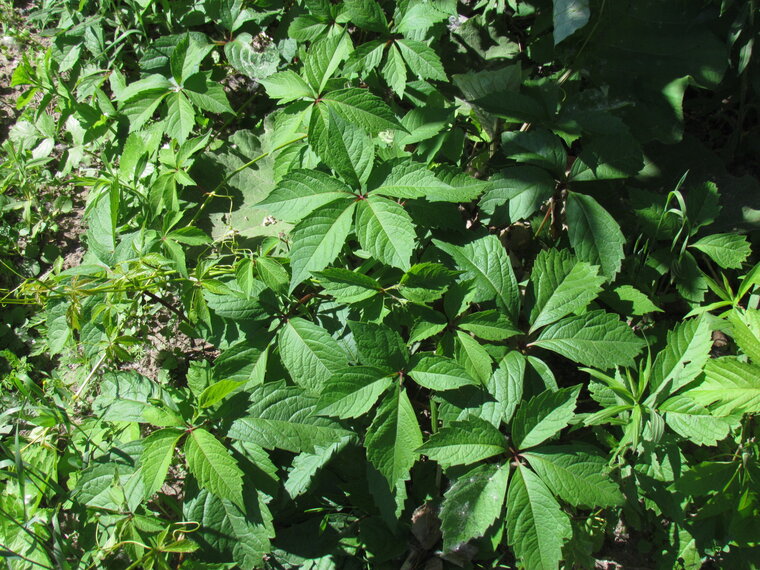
[649,317,712,394]
[686,357,760,416]
[365,386,423,488]
[260,70,315,103]
[228,382,353,452]
[139,428,183,499]
[259,169,353,223]
[511,386,580,450]
[418,416,507,468]
[303,34,351,93]
[440,463,509,551]
[396,39,447,81]
[409,354,478,391]
[285,437,351,498]
[184,428,244,508]
[659,395,734,446]
[355,195,415,270]
[316,366,393,418]
[531,310,645,369]
[522,445,623,507]
[553,0,590,44]
[435,235,520,319]
[321,88,403,133]
[314,267,382,303]
[565,192,625,281]
[458,310,520,341]
[278,317,348,393]
[690,233,751,270]
[506,463,572,570]
[349,320,408,370]
[288,199,355,291]
[528,248,604,333]
[309,104,374,187]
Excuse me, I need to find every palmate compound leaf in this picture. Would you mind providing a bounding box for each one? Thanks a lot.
[355,195,416,271]
[530,310,645,370]
[139,428,184,499]
[184,428,244,508]
[288,199,356,292]
[278,317,348,393]
[418,416,508,468]
[528,248,604,333]
[565,191,625,281]
[511,386,580,450]
[365,386,423,488]
[434,235,519,320]
[258,169,354,223]
[440,463,509,551]
[649,316,712,394]
[228,381,354,453]
[315,366,394,419]
[506,463,572,570]
[522,445,624,508]
[685,357,760,416]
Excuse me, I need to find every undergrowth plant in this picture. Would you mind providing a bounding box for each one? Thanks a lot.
[1,0,760,568]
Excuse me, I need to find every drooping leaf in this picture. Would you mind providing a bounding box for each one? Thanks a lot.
[440,464,509,551]
[285,437,351,498]
[365,387,423,488]
[528,248,604,333]
[506,463,572,570]
[418,417,507,468]
[523,445,624,507]
[184,428,244,508]
[565,191,625,281]
[531,310,644,369]
[511,386,580,450]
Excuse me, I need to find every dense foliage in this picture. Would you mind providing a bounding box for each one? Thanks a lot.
[1,0,760,568]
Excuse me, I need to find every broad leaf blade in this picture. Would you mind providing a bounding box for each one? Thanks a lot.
[440,464,509,551]
[259,170,353,223]
[523,445,624,507]
[184,428,244,508]
[365,387,423,488]
[418,417,507,468]
[511,386,580,450]
[506,464,572,570]
[409,354,478,391]
[278,317,348,393]
[531,310,644,369]
[355,195,415,270]
[140,428,183,499]
[316,366,393,418]
[566,192,625,281]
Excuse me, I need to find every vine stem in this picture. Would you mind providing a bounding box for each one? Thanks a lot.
[73,353,107,401]
[187,133,307,226]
